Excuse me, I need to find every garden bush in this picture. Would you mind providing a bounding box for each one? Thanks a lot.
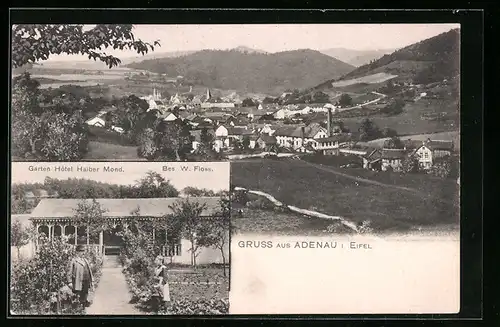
[10,235,103,315]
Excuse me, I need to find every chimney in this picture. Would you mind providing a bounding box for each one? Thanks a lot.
[327,108,332,137]
[301,126,305,140]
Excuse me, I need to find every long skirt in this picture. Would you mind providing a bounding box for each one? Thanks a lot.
[163,282,171,302]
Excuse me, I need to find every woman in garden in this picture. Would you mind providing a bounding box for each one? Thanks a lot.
[67,245,94,308]
[154,256,171,306]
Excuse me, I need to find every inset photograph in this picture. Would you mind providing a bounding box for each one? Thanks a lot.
[10,162,230,315]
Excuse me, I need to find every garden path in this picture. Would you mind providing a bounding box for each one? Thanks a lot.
[86,255,141,315]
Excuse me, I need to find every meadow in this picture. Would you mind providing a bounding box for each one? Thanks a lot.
[330,72,398,87]
[231,158,459,233]
[86,141,142,160]
[231,207,334,236]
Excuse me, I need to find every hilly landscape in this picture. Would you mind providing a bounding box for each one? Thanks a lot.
[337,28,460,84]
[319,48,394,67]
[126,49,355,94]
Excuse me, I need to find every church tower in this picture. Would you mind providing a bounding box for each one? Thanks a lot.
[206,88,211,100]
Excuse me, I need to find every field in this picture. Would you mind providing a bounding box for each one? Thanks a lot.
[168,267,229,301]
[337,98,459,136]
[232,207,334,236]
[331,72,398,87]
[86,141,142,160]
[231,159,459,233]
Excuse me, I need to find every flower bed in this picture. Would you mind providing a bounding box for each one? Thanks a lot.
[10,236,103,315]
[122,256,229,314]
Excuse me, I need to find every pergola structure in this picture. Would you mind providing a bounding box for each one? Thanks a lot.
[29,197,222,255]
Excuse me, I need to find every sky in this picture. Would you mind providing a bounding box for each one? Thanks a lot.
[43,23,459,62]
[12,162,230,193]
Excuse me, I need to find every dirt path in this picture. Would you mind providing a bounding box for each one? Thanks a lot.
[299,160,424,196]
[86,256,141,315]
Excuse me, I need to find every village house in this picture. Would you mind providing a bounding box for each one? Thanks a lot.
[85,115,106,127]
[27,198,228,265]
[315,134,352,155]
[362,148,383,170]
[274,123,328,152]
[161,112,178,122]
[227,127,255,142]
[380,149,407,172]
[412,139,454,170]
[273,108,290,120]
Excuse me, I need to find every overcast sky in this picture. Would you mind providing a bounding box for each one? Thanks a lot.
[12,162,230,193]
[43,23,459,62]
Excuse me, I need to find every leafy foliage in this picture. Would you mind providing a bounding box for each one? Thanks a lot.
[381,98,405,116]
[358,118,382,141]
[383,136,404,149]
[11,220,31,259]
[11,73,90,160]
[401,154,421,174]
[429,156,459,179]
[338,93,353,107]
[10,236,103,315]
[137,120,193,161]
[12,25,160,69]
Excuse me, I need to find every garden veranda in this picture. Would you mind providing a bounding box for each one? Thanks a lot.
[29,197,222,259]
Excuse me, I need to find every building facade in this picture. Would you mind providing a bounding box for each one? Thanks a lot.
[26,197,228,265]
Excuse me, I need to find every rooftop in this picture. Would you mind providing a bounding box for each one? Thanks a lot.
[30,198,222,219]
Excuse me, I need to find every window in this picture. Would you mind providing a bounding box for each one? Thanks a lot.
[424,152,429,159]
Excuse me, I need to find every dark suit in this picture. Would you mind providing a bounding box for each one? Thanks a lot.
[67,256,93,305]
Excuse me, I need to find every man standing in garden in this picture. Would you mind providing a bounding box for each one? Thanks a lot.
[67,245,94,308]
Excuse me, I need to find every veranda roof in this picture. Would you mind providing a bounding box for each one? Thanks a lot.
[30,197,222,219]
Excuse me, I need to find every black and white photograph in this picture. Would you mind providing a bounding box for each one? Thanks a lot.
[9,18,470,317]
[10,162,230,315]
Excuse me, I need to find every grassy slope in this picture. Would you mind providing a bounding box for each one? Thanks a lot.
[231,159,459,232]
[86,141,142,160]
[232,206,334,236]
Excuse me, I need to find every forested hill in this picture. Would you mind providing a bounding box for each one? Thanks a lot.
[335,28,460,84]
[126,49,355,95]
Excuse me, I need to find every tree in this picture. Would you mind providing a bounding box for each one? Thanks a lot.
[242,98,257,107]
[11,74,90,160]
[72,199,108,245]
[312,91,330,103]
[107,95,149,141]
[262,97,276,104]
[402,154,420,174]
[338,93,353,107]
[242,136,251,150]
[156,121,192,161]
[137,127,159,160]
[11,220,30,259]
[182,187,216,197]
[11,25,160,69]
[168,199,208,267]
[196,194,231,276]
[382,127,398,138]
[134,171,179,198]
[381,98,405,115]
[200,128,213,146]
[383,136,404,149]
[358,118,382,141]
